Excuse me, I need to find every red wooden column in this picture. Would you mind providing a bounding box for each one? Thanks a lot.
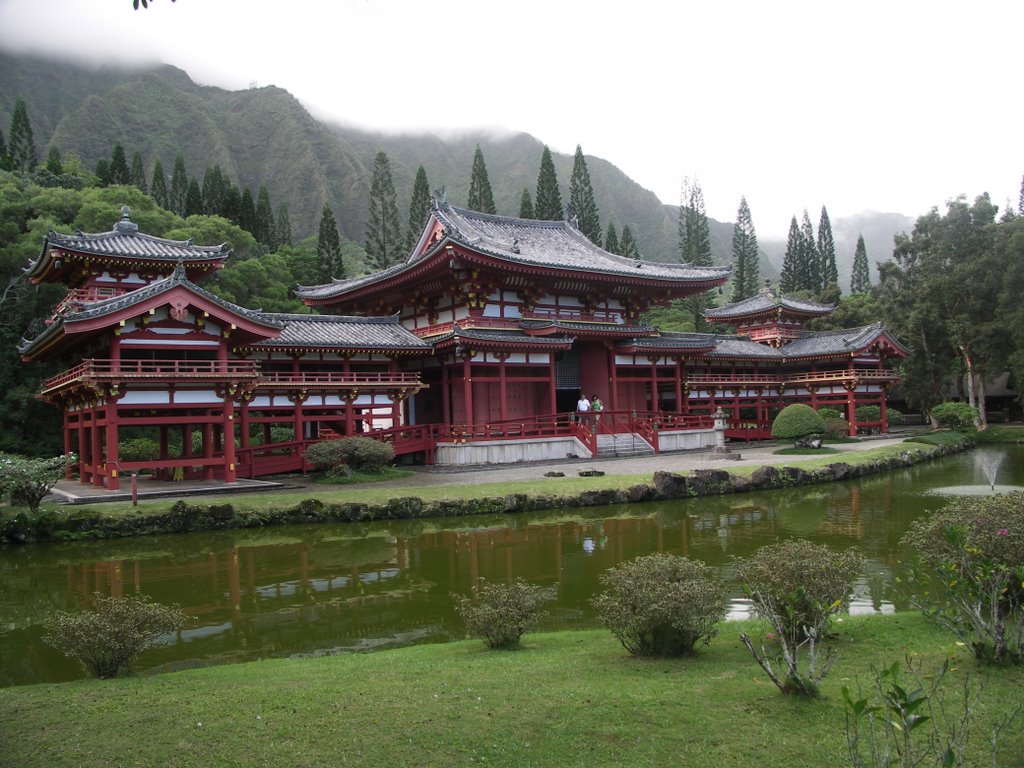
[809,384,819,410]
[674,359,684,415]
[223,393,237,484]
[202,420,214,480]
[548,354,557,414]
[104,397,120,491]
[462,354,473,426]
[441,361,451,425]
[497,353,508,421]
[879,387,889,434]
[62,410,73,478]
[649,358,659,412]
[389,359,401,427]
[77,409,88,484]
[90,404,103,487]
[846,382,858,436]
[608,346,620,411]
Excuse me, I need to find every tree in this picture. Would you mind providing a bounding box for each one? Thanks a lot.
[238,188,256,235]
[466,145,496,214]
[129,151,147,194]
[730,196,760,301]
[0,128,7,171]
[406,164,430,249]
[364,150,403,270]
[1019,173,1023,216]
[44,146,63,176]
[679,178,714,329]
[7,99,37,172]
[569,145,601,245]
[316,204,344,282]
[817,205,839,296]
[619,225,639,258]
[276,203,293,247]
[518,188,534,219]
[150,159,168,209]
[604,222,620,255]
[184,179,203,217]
[534,145,563,221]
[168,154,188,216]
[0,452,75,515]
[850,234,871,294]
[780,216,801,293]
[800,209,820,293]
[254,185,275,246]
[109,144,130,185]
[201,165,227,216]
[93,158,111,187]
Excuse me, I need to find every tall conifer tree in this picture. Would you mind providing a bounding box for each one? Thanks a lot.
[619,225,639,258]
[238,188,256,235]
[800,210,820,292]
[780,216,801,293]
[150,159,168,209]
[130,152,147,193]
[679,179,714,329]
[169,155,189,216]
[109,144,130,185]
[467,145,496,214]
[604,222,620,255]
[201,165,227,216]
[45,146,63,175]
[0,128,7,171]
[406,165,431,249]
[254,186,275,245]
[365,150,403,270]
[850,234,871,294]
[1019,174,1023,215]
[94,158,111,186]
[184,179,203,217]
[518,188,534,219]
[569,145,601,245]
[316,205,344,281]
[817,205,839,293]
[276,204,293,247]
[534,146,564,220]
[7,99,37,172]
[731,196,760,301]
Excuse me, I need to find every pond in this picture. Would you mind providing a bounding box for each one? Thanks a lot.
[2,444,1022,687]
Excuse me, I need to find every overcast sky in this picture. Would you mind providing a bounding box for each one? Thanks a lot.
[1,0,1020,236]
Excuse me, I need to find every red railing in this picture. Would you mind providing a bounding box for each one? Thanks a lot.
[48,286,129,323]
[521,308,624,324]
[410,317,518,338]
[685,370,899,388]
[256,371,423,389]
[42,358,260,392]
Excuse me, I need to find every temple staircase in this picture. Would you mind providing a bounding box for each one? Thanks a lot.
[594,432,655,459]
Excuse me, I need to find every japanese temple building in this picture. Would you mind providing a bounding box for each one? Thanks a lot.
[21,200,907,489]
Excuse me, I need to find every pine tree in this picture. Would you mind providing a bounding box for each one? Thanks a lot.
[619,225,639,258]
[467,145,496,214]
[94,158,112,187]
[221,185,241,224]
[276,204,293,247]
[817,205,839,294]
[201,165,228,216]
[534,145,564,220]
[604,222,620,255]
[45,146,63,175]
[7,99,37,172]
[850,234,871,294]
[185,179,203,217]
[731,196,760,302]
[130,152,147,193]
[254,186,275,245]
[518,188,534,219]
[0,128,7,171]
[569,145,601,245]
[316,205,344,281]
[678,178,712,266]
[365,150,403,270]
[800,209,820,292]
[406,164,431,249]
[169,155,189,216]
[1019,174,1023,215]
[238,188,256,234]
[150,159,168,209]
[780,216,801,293]
[109,143,130,185]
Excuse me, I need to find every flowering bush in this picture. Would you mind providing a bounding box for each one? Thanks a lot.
[591,554,726,657]
[452,578,556,649]
[902,492,1024,664]
[0,452,76,514]
[305,437,394,473]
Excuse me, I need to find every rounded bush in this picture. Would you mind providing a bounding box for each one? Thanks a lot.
[305,437,395,473]
[452,578,556,649]
[118,438,160,462]
[591,553,726,657]
[816,407,844,421]
[855,405,881,423]
[930,401,977,429]
[821,417,851,440]
[771,404,826,441]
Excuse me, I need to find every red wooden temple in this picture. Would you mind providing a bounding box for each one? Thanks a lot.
[21,200,907,489]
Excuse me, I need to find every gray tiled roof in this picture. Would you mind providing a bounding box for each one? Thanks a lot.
[296,198,730,301]
[430,327,574,347]
[248,314,430,350]
[520,319,656,335]
[620,332,719,352]
[783,322,906,358]
[710,336,785,359]
[705,293,834,319]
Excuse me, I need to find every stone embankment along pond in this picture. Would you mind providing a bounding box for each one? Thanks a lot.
[1,439,970,544]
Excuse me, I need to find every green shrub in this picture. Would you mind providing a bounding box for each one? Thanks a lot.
[452,578,556,649]
[736,540,864,696]
[591,553,726,657]
[886,408,902,427]
[822,417,852,440]
[901,492,1024,664]
[929,402,977,429]
[43,593,189,678]
[305,437,394,473]
[0,452,76,514]
[119,438,160,462]
[771,404,826,443]
[855,405,881,423]
[816,407,844,421]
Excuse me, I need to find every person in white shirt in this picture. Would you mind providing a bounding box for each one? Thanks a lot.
[576,393,591,413]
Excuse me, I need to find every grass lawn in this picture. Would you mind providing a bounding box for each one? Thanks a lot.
[972,425,1024,443]
[62,440,949,520]
[1,613,1020,768]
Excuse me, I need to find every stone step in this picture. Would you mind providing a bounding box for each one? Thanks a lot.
[595,433,655,458]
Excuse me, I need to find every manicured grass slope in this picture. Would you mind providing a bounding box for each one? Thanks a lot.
[2,615,1021,768]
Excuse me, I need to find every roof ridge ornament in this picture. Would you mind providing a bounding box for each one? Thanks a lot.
[114,205,139,234]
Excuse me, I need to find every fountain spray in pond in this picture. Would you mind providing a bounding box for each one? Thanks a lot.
[977,451,1005,491]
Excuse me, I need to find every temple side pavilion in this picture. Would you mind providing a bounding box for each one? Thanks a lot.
[22,201,907,489]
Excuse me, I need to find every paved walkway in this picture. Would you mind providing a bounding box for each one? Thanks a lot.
[48,435,915,504]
